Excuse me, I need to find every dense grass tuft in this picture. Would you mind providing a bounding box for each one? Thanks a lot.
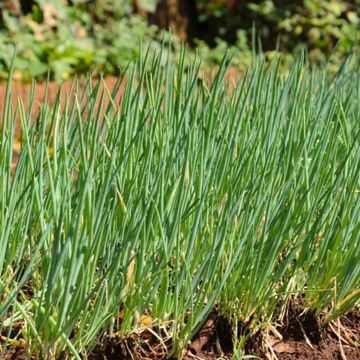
[0,48,359,358]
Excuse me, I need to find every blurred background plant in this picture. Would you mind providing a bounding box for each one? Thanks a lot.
[0,0,359,81]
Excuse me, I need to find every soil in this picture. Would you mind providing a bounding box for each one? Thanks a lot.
[245,310,359,360]
[0,68,240,136]
[184,313,233,359]
[85,310,359,360]
[1,307,359,359]
[0,76,126,176]
[1,347,27,360]
[0,76,126,135]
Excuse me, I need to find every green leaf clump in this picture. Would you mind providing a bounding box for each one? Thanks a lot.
[0,47,359,358]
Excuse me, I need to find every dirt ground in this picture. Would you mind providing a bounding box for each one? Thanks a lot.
[0,76,125,135]
[0,76,126,176]
[85,312,360,360]
[244,310,360,360]
[0,67,240,135]
[3,310,358,359]
[88,310,359,360]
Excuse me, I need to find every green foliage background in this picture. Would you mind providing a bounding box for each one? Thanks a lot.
[0,0,358,81]
[0,0,167,81]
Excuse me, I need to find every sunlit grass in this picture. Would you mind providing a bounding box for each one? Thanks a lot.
[0,47,359,358]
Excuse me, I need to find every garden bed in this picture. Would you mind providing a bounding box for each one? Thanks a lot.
[1,51,359,359]
[3,310,358,359]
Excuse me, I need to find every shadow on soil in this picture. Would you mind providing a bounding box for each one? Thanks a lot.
[1,304,359,359]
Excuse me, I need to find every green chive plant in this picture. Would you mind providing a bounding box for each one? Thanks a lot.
[0,46,359,358]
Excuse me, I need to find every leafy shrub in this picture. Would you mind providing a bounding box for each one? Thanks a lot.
[0,1,168,81]
[195,0,359,61]
[0,0,359,81]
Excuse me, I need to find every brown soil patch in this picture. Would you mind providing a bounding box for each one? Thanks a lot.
[246,310,359,360]
[85,310,359,360]
[89,328,173,360]
[0,66,240,136]
[0,76,126,135]
[1,311,359,359]
[0,320,27,360]
[1,76,127,177]
[1,347,27,360]
[185,312,233,359]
